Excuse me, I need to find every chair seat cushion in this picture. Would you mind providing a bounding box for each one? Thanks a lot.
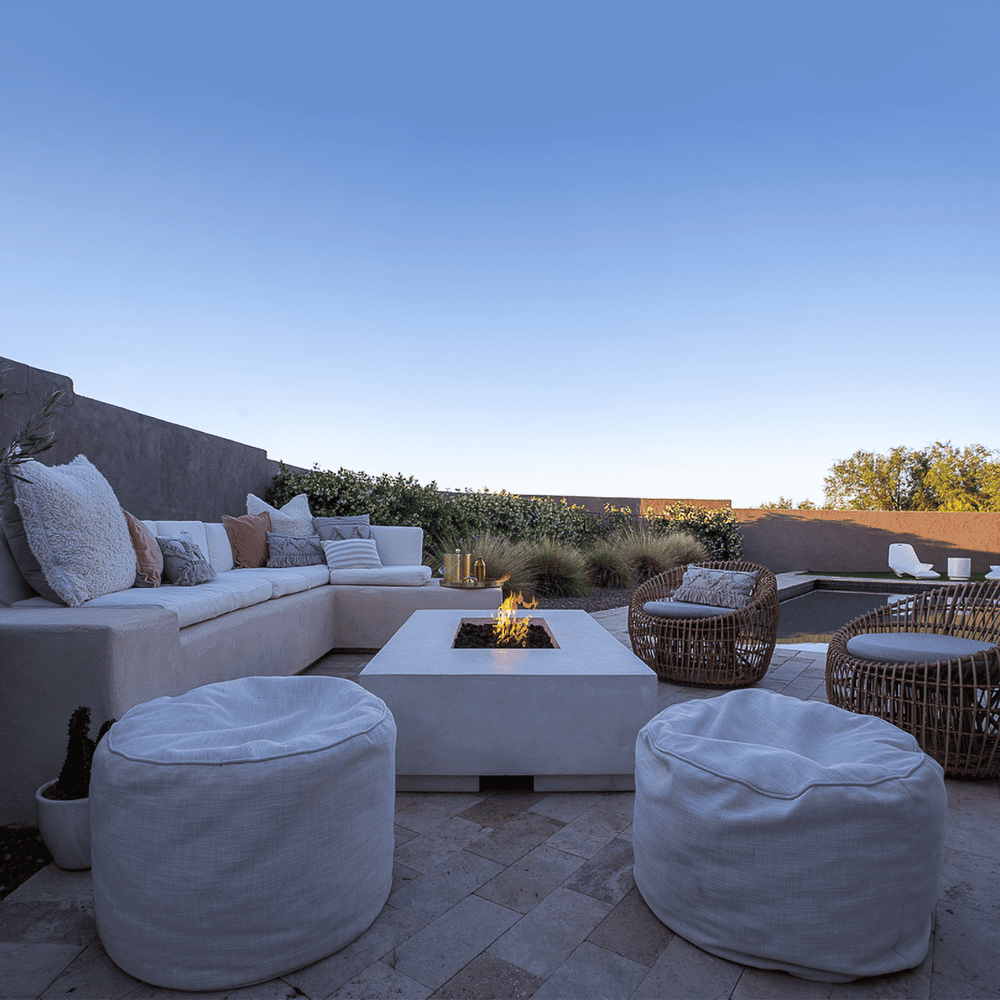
[642,600,735,619]
[633,689,946,982]
[846,631,997,664]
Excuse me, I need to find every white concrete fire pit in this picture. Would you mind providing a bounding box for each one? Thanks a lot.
[359,609,657,791]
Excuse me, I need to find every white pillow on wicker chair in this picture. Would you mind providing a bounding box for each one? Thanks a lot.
[672,565,758,609]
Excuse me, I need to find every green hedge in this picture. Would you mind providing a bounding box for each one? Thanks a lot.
[267,465,743,564]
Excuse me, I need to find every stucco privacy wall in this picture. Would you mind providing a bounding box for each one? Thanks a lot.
[0,358,289,520]
[735,508,1000,575]
[4,358,998,572]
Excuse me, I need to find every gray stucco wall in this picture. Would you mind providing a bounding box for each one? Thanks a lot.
[1,358,289,520]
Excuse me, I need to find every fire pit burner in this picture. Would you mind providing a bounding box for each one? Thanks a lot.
[453,619,558,649]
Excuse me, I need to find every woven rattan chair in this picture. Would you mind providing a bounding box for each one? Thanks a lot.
[628,561,779,688]
[825,581,1000,778]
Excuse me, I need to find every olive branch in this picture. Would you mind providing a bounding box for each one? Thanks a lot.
[0,366,66,505]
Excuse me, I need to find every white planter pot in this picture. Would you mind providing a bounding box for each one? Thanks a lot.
[35,780,91,870]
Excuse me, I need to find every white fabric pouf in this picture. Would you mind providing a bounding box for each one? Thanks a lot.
[90,676,396,991]
[633,689,946,983]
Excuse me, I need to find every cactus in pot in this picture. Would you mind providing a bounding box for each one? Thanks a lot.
[36,707,115,870]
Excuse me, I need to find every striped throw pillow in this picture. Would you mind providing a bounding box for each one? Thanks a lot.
[322,537,382,570]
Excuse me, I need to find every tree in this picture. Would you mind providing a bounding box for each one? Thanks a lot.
[759,497,819,510]
[822,442,1000,511]
[924,442,1000,511]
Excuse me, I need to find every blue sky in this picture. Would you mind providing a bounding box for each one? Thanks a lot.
[4,1,997,508]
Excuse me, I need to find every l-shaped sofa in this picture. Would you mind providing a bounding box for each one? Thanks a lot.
[0,517,500,825]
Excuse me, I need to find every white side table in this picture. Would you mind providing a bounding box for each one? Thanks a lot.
[948,557,971,580]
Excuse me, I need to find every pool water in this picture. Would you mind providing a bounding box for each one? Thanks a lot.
[776,590,900,644]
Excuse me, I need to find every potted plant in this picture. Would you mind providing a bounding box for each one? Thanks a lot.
[35,706,115,870]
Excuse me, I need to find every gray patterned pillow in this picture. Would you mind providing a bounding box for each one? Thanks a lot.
[156,533,217,586]
[313,515,372,542]
[265,532,326,568]
[672,565,758,609]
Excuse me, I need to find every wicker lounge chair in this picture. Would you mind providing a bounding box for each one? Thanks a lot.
[825,581,1000,778]
[628,561,779,688]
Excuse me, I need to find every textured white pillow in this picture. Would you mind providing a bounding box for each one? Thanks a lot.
[672,565,758,609]
[246,493,316,536]
[3,455,136,606]
[322,538,382,569]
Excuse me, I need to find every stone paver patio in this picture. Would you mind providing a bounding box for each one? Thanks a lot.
[2,595,998,999]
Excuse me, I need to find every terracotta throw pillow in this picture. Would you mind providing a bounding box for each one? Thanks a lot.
[122,510,163,587]
[223,512,272,568]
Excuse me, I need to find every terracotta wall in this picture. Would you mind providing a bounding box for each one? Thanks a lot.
[734,508,1000,574]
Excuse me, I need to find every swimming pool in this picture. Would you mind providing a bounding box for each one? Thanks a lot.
[776,589,901,644]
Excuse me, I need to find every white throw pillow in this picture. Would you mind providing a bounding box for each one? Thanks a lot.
[1,455,136,606]
[246,493,316,537]
[672,565,758,609]
[322,538,382,570]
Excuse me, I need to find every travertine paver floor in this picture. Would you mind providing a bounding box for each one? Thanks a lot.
[2,606,998,1000]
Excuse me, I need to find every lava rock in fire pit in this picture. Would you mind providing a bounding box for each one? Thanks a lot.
[453,622,556,649]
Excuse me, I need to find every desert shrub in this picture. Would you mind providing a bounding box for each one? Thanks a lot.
[612,526,708,584]
[584,538,633,589]
[645,502,743,561]
[442,532,535,598]
[523,539,591,598]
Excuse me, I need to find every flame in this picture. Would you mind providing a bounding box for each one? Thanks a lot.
[493,590,538,647]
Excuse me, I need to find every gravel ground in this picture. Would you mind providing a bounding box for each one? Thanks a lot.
[0,826,51,900]
[530,587,633,612]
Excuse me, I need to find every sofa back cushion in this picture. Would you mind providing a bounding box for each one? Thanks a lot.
[370,525,423,567]
[0,455,136,607]
[0,522,35,606]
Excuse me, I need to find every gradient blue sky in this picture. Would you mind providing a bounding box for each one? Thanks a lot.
[4,1,997,508]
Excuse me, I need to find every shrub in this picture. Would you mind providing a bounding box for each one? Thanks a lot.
[584,538,633,589]
[646,502,743,561]
[442,532,535,598]
[523,539,591,598]
[612,526,708,584]
[267,465,615,559]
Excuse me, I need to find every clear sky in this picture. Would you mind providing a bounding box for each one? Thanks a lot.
[3,1,997,508]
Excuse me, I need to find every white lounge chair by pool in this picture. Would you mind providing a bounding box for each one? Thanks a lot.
[987,565,1000,580]
[888,543,940,579]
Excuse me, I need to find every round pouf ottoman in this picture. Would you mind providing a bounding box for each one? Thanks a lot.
[90,676,396,992]
[633,689,946,983]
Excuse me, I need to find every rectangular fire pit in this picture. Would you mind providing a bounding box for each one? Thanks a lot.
[359,609,658,791]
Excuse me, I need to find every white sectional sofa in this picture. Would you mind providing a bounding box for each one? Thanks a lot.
[0,516,500,825]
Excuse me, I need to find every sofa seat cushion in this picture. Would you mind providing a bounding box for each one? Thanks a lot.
[642,600,736,619]
[328,565,432,587]
[845,631,997,664]
[231,565,330,598]
[15,574,274,628]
